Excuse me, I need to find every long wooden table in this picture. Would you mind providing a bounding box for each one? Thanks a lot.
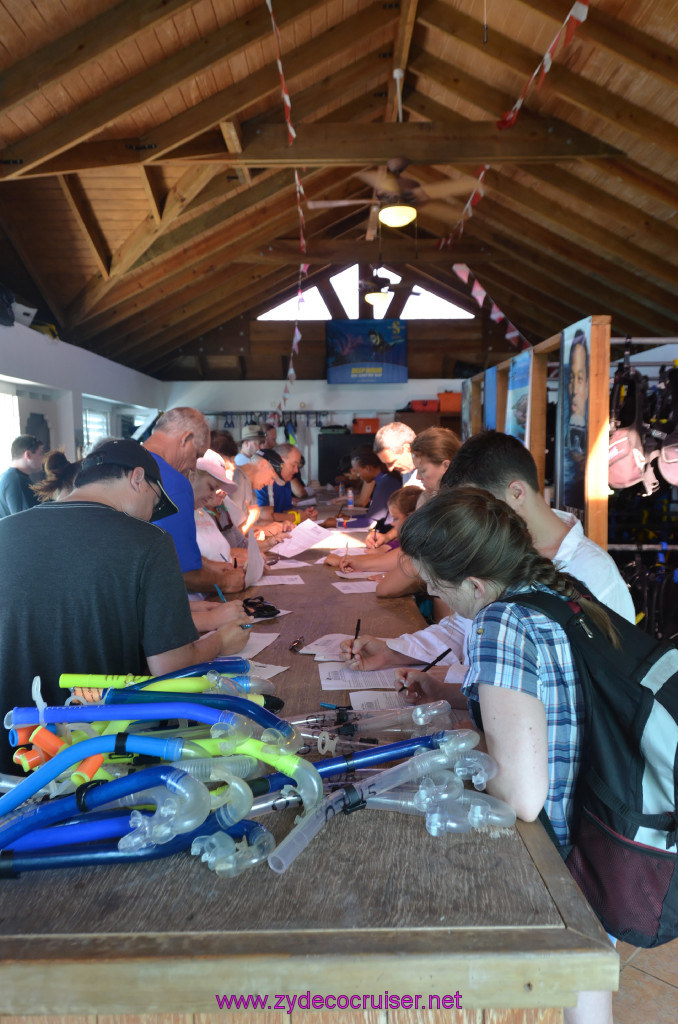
[0,531,618,1022]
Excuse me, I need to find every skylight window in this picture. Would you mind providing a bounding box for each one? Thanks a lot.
[258,286,331,320]
[257,265,474,321]
[401,287,474,320]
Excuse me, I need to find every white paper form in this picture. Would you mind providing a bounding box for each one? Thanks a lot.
[267,559,309,570]
[298,633,353,661]
[256,574,305,586]
[245,526,265,587]
[332,580,379,594]
[318,662,400,690]
[310,530,369,551]
[335,570,385,580]
[269,519,330,557]
[249,661,288,679]
[350,690,408,710]
[240,632,280,659]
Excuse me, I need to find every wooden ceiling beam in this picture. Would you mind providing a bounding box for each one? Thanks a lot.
[418,2,678,161]
[476,196,678,324]
[461,219,678,337]
[64,168,296,328]
[481,167,678,294]
[141,2,398,160]
[384,0,420,121]
[515,163,678,265]
[163,120,620,167]
[404,88,678,215]
[56,174,111,280]
[70,168,354,341]
[63,51,390,329]
[132,267,307,372]
[230,238,498,265]
[514,0,678,87]
[139,166,164,226]
[0,0,324,178]
[85,194,361,353]
[12,52,393,181]
[219,121,251,187]
[246,50,392,130]
[0,0,197,118]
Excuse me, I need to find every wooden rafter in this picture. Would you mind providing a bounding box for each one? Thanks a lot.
[416,4,678,160]
[0,0,197,118]
[56,175,111,280]
[160,120,621,167]
[0,0,325,179]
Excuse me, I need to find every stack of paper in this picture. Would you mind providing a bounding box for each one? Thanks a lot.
[298,633,353,661]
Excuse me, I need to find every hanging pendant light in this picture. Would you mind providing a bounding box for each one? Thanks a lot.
[378,203,417,228]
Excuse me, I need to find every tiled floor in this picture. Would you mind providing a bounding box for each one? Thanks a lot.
[614,937,678,1023]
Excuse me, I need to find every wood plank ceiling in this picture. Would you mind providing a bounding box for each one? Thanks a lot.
[0,0,676,381]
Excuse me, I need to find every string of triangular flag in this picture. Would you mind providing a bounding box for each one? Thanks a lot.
[438,2,589,348]
[452,262,528,351]
[265,0,308,422]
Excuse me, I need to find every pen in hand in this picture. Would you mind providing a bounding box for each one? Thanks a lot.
[398,646,453,692]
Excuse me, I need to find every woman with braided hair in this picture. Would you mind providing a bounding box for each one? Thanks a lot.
[398,485,615,1024]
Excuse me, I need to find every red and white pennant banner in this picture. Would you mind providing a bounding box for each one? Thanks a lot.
[497,1,589,129]
[265,0,311,413]
[452,264,528,350]
[265,0,296,145]
[438,2,588,348]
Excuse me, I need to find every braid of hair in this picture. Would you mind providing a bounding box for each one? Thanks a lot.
[515,551,620,648]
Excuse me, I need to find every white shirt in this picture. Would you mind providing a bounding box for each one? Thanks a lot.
[385,508,635,676]
[234,452,250,466]
[551,509,635,622]
[194,509,231,562]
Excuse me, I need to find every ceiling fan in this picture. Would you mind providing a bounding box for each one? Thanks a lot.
[306,157,469,226]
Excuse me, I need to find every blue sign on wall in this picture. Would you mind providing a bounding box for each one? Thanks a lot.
[326,319,408,385]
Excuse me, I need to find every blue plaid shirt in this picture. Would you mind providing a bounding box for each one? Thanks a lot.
[462,587,584,844]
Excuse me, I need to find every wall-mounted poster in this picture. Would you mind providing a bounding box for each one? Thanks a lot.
[483,365,498,430]
[556,316,591,517]
[326,319,407,385]
[505,349,533,446]
[461,378,473,441]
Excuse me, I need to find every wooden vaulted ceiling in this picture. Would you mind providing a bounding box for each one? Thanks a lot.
[0,0,676,382]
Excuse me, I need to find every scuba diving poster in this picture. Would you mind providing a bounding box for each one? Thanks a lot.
[505,349,533,447]
[326,320,408,385]
[556,316,591,517]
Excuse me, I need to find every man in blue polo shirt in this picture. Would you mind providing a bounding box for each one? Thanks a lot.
[254,444,317,523]
[144,407,244,593]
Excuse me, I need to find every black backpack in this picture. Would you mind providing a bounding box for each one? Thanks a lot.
[510,590,678,948]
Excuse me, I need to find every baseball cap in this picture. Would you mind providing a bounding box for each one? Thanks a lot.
[195,448,237,493]
[257,447,285,485]
[79,439,178,521]
[241,424,266,443]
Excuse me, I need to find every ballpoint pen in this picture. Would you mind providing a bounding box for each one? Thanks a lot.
[398,647,453,691]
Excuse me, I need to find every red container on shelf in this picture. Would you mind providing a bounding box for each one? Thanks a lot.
[438,392,462,413]
[352,418,380,434]
[411,400,440,412]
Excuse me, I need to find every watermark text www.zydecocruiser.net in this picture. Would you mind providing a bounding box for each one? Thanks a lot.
[215,991,464,1013]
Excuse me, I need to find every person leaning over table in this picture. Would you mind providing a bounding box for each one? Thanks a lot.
[254,445,318,524]
[143,406,245,595]
[366,422,423,549]
[0,439,251,775]
[325,486,423,599]
[392,486,615,1024]
[227,451,292,540]
[340,430,635,694]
